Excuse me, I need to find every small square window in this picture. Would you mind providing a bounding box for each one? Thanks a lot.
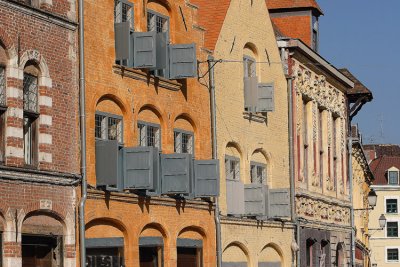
[147,11,169,33]
[138,122,160,149]
[95,113,123,143]
[250,162,266,184]
[387,199,398,214]
[388,248,399,261]
[114,0,134,30]
[174,130,193,154]
[387,222,398,237]
[389,171,399,185]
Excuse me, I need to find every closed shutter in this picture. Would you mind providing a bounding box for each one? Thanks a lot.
[244,184,266,216]
[244,77,257,112]
[226,179,245,215]
[123,146,159,190]
[194,160,220,197]
[161,153,191,194]
[95,140,120,189]
[268,188,290,218]
[114,22,131,62]
[168,43,197,79]
[133,31,157,68]
[256,83,274,112]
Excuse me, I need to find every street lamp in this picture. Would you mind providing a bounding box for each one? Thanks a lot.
[368,214,387,231]
[354,189,377,211]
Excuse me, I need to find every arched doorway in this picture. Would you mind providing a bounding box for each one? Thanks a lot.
[336,242,345,267]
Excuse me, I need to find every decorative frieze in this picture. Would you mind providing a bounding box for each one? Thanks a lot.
[296,195,351,226]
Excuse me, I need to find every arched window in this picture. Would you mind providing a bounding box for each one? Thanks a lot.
[174,117,194,155]
[23,62,40,165]
[137,107,161,149]
[250,151,267,185]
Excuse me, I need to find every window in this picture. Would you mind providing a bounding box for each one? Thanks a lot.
[22,234,63,267]
[243,56,256,78]
[318,108,324,186]
[225,156,240,180]
[95,113,123,144]
[389,171,399,185]
[387,221,398,237]
[312,16,319,51]
[0,66,5,106]
[138,122,160,149]
[332,115,338,190]
[174,130,193,154]
[147,10,169,33]
[387,199,398,214]
[387,248,399,262]
[306,239,314,267]
[23,68,39,166]
[114,0,134,30]
[0,66,6,163]
[177,247,202,267]
[140,246,163,267]
[250,162,266,184]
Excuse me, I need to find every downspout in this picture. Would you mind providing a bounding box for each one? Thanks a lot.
[78,0,87,265]
[208,55,222,267]
[281,46,299,267]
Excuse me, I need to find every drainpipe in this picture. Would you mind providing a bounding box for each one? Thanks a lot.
[208,55,222,267]
[349,134,355,267]
[78,0,88,265]
[281,46,299,267]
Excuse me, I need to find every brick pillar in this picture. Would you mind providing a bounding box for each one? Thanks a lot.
[64,213,76,267]
[3,208,24,267]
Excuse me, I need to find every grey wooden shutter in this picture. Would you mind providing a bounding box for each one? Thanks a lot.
[194,159,220,197]
[155,32,169,71]
[161,153,191,194]
[114,22,131,62]
[133,31,157,68]
[256,83,274,112]
[122,146,159,190]
[95,140,120,189]
[244,77,257,112]
[226,180,245,215]
[244,184,266,216]
[268,188,290,218]
[168,43,197,79]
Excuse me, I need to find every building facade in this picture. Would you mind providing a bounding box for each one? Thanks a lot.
[81,0,219,266]
[0,0,80,267]
[366,145,400,267]
[195,0,294,266]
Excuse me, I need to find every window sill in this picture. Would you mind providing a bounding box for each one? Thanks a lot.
[243,111,266,123]
[113,65,182,91]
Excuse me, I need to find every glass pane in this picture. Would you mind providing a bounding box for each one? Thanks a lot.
[181,132,193,154]
[95,114,106,139]
[108,117,122,142]
[389,171,399,185]
[23,73,38,112]
[387,199,398,213]
[147,12,156,32]
[387,222,398,237]
[23,117,34,165]
[0,67,5,106]
[388,249,399,261]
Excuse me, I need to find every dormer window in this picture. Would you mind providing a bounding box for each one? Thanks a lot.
[389,170,399,185]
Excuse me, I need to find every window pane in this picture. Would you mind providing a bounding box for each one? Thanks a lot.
[181,132,193,154]
[23,73,38,112]
[0,66,5,106]
[95,114,106,139]
[147,11,168,33]
[388,248,399,261]
[387,199,398,213]
[387,222,398,237]
[108,117,122,142]
[23,116,35,165]
[389,171,399,185]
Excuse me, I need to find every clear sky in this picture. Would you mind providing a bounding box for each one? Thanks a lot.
[317,0,400,145]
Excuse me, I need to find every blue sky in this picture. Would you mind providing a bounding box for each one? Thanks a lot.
[317,0,400,144]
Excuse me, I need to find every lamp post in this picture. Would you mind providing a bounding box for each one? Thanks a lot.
[368,214,387,231]
[354,189,377,211]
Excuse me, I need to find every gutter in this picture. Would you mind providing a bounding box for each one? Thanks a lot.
[78,0,88,265]
[208,55,222,267]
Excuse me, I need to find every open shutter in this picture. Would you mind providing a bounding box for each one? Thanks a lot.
[155,32,169,71]
[168,43,197,79]
[132,31,157,68]
[122,146,159,190]
[161,153,191,194]
[114,22,131,62]
[244,77,257,112]
[268,188,290,218]
[244,184,266,216]
[226,180,245,215]
[194,159,220,197]
[256,83,274,112]
[95,140,120,190]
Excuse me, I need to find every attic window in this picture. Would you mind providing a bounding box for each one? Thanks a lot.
[388,170,399,185]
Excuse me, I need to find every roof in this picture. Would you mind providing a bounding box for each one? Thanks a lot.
[364,144,400,158]
[339,68,373,102]
[272,21,285,38]
[266,0,323,15]
[191,0,231,51]
[369,156,400,185]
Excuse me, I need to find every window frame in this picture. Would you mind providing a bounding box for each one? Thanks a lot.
[225,155,240,181]
[250,161,266,185]
[386,198,399,214]
[114,0,134,31]
[95,111,124,145]
[137,120,161,149]
[302,97,309,182]
[388,170,399,185]
[386,247,400,263]
[147,9,170,35]
[386,221,399,238]
[0,65,6,164]
[174,128,194,155]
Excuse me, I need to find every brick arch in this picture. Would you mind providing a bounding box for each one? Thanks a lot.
[176,225,207,239]
[259,242,285,266]
[23,201,67,222]
[224,141,244,159]
[244,42,259,58]
[172,112,198,133]
[95,93,129,115]
[0,28,13,52]
[223,240,251,266]
[137,103,168,131]
[19,49,50,78]
[135,220,170,242]
[86,216,129,236]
